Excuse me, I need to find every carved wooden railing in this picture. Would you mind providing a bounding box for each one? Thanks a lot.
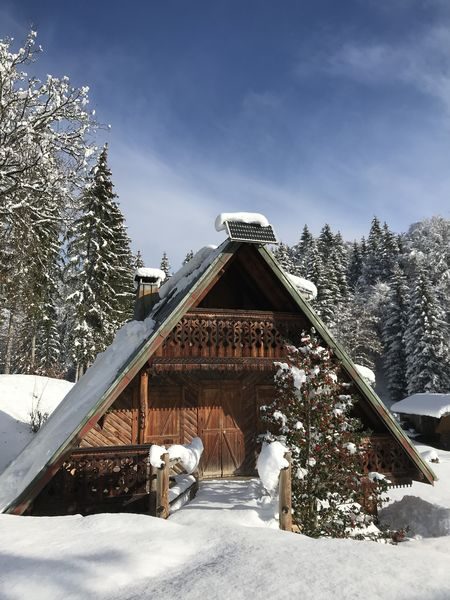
[156,310,305,361]
[31,444,200,517]
[361,434,414,484]
[31,445,154,516]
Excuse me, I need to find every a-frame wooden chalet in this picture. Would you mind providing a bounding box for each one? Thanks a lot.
[0,216,435,516]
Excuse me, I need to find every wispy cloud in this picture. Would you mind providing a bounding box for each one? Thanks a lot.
[326,25,450,112]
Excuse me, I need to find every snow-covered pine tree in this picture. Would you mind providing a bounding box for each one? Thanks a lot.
[348,241,363,290]
[317,224,334,264]
[66,145,133,379]
[380,222,400,281]
[292,225,314,275]
[0,30,96,374]
[273,243,296,274]
[183,250,194,265]
[332,284,383,370]
[160,252,172,278]
[134,250,145,270]
[261,331,383,538]
[405,261,450,394]
[361,217,384,286]
[382,265,409,402]
[332,232,350,304]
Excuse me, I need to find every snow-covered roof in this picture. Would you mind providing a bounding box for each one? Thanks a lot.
[215,212,270,232]
[158,246,218,300]
[285,273,318,300]
[0,243,223,514]
[354,364,376,386]
[391,394,450,419]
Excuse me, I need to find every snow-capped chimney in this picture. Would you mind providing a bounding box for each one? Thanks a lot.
[133,268,166,321]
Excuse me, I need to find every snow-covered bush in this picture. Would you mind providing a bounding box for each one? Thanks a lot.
[261,330,387,538]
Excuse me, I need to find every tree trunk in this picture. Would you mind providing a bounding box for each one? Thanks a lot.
[4,312,15,374]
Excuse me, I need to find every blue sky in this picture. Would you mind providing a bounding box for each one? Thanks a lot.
[2,1,450,267]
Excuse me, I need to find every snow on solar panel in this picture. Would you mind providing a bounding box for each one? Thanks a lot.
[225,221,278,244]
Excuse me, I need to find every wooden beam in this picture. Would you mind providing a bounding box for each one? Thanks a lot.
[139,370,149,444]
[156,452,170,519]
[279,452,292,532]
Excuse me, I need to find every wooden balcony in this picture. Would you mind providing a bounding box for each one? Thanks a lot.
[153,309,306,369]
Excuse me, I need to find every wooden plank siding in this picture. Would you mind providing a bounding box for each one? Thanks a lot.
[80,382,137,447]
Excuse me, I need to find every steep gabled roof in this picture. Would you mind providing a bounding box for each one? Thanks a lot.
[0,241,436,514]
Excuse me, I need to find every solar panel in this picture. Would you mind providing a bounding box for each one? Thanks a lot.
[225,220,279,244]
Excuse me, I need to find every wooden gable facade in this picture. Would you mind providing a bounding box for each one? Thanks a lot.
[20,242,435,516]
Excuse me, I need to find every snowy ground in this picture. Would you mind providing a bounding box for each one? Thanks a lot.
[1,446,450,600]
[1,373,450,599]
[0,375,73,474]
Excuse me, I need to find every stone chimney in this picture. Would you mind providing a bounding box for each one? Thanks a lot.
[133,268,166,321]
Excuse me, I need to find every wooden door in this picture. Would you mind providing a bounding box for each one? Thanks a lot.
[199,385,254,477]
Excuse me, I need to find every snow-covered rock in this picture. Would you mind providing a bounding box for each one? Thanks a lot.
[214,212,270,232]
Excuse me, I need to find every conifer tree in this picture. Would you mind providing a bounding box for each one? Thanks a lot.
[160,252,172,278]
[292,225,314,274]
[362,217,384,286]
[261,331,384,538]
[382,265,409,402]
[348,241,363,291]
[332,232,350,303]
[134,250,145,270]
[405,262,450,394]
[66,145,133,378]
[317,224,334,262]
[183,250,194,265]
[273,243,295,274]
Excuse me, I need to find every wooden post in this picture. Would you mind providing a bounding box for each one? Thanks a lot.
[279,452,292,532]
[139,369,149,444]
[156,452,170,519]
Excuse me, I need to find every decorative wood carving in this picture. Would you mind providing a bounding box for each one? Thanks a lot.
[157,310,304,361]
[31,445,153,516]
[361,435,414,484]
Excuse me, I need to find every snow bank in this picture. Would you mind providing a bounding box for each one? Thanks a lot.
[3,504,450,600]
[214,212,270,232]
[285,272,318,300]
[257,441,289,494]
[0,316,155,513]
[158,246,218,300]
[391,393,450,419]
[354,364,376,386]
[149,438,204,474]
[0,375,74,475]
[380,496,450,538]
